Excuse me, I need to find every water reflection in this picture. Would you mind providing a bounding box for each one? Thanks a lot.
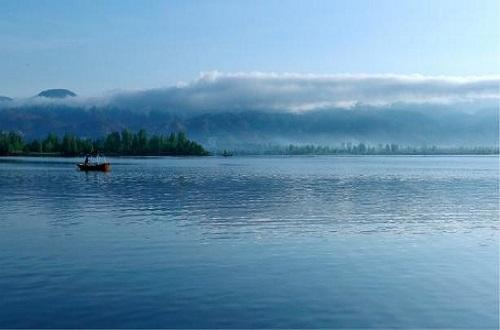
[0,156,498,328]
[0,156,497,238]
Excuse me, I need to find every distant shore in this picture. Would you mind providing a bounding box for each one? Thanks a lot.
[226,151,499,156]
[0,130,209,157]
[217,144,499,156]
[2,130,498,157]
[0,152,211,157]
[1,151,498,157]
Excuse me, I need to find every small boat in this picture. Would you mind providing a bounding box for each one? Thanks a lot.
[77,162,111,172]
[77,154,111,172]
[222,150,233,157]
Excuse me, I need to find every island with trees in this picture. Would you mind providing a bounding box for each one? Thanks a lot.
[0,129,209,156]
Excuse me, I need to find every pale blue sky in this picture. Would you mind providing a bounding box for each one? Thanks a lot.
[0,0,498,97]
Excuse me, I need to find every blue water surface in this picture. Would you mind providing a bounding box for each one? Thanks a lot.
[0,156,498,328]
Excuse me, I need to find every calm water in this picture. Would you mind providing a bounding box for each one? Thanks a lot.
[0,156,498,328]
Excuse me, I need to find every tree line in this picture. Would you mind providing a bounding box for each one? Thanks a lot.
[0,130,208,156]
[230,143,499,155]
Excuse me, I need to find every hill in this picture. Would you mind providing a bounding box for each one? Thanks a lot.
[37,89,77,99]
[0,103,497,151]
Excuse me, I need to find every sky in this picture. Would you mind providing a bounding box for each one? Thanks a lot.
[0,0,499,97]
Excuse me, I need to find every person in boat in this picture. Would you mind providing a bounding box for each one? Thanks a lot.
[78,152,110,172]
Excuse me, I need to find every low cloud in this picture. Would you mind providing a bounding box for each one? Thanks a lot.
[3,72,499,113]
[109,72,500,112]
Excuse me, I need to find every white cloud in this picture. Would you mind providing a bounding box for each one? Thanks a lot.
[3,72,499,112]
[108,72,500,112]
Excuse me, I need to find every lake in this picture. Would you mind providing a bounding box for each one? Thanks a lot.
[0,155,498,328]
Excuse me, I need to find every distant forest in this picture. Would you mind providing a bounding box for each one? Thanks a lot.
[0,130,209,156]
[1,130,498,157]
[227,143,499,156]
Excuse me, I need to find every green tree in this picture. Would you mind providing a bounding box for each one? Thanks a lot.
[61,133,78,156]
[121,129,133,154]
[42,133,59,153]
[105,132,121,153]
[137,129,148,154]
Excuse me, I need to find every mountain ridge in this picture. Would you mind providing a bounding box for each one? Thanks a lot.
[37,89,77,99]
[0,103,497,149]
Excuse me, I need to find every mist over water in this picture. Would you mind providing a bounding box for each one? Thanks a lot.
[0,155,497,328]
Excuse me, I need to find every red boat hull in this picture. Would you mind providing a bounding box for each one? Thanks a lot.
[77,163,111,172]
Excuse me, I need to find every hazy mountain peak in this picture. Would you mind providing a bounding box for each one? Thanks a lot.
[0,96,13,102]
[37,89,77,99]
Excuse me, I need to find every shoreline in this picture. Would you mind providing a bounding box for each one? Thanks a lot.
[1,152,498,158]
